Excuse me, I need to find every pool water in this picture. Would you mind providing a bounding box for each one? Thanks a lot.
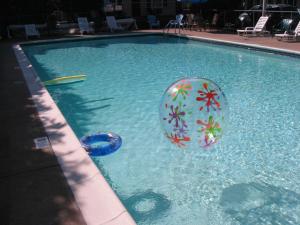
[23,35,300,225]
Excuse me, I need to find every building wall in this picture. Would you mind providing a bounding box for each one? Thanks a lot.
[245,0,300,7]
[122,0,176,17]
[161,0,176,15]
[140,0,148,16]
[121,0,299,17]
[122,0,132,16]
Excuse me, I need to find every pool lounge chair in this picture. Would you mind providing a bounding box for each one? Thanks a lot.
[106,16,124,32]
[237,16,270,37]
[147,15,160,29]
[164,14,184,33]
[24,24,40,39]
[275,21,300,41]
[77,17,94,35]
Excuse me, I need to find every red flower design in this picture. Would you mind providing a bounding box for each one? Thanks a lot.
[196,83,221,112]
[166,133,190,148]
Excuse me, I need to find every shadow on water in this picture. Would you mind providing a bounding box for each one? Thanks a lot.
[92,162,171,224]
[78,104,111,112]
[20,34,183,136]
[122,190,171,223]
[51,90,113,137]
[77,97,114,105]
[18,44,114,138]
[220,182,300,225]
[21,34,189,60]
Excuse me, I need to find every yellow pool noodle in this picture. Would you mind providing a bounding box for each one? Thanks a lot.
[44,75,86,85]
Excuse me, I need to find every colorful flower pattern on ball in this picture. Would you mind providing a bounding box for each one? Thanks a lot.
[159,78,228,150]
[170,82,192,101]
[166,133,191,148]
[164,103,186,128]
[197,116,222,147]
[196,82,221,112]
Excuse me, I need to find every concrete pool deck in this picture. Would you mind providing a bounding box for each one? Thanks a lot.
[1,30,299,225]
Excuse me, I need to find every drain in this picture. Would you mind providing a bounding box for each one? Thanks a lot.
[33,137,50,149]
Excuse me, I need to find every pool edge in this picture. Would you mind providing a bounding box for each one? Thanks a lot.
[13,44,137,225]
[19,31,300,58]
[19,32,161,46]
[169,32,300,57]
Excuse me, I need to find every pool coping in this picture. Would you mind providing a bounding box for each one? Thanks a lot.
[13,42,137,225]
[13,32,300,225]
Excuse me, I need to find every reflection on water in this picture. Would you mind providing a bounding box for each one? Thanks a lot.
[123,190,171,223]
[220,182,300,225]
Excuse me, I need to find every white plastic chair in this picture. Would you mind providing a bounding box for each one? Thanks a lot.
[106,16,124,32]
[237,16,270,37]
[24,24,40,39]
[164,14,184,33]
[77,17,94,35]
[275,21,300,41]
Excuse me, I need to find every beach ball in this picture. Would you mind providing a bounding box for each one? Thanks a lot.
[159,78,228,149]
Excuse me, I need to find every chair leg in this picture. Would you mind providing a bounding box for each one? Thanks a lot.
[166,24,171,33]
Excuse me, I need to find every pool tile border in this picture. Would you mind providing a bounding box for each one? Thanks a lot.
[13,44,136,225]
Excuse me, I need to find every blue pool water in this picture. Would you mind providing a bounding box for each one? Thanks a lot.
[23,35,300,225]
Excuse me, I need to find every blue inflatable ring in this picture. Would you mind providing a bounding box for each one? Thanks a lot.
[80,132,122,156]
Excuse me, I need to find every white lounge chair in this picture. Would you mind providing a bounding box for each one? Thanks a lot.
[24,24,40,39]
[106,16,124,32]
[275,21,300,41]
[77,17,94,35]
[237,16,270,37]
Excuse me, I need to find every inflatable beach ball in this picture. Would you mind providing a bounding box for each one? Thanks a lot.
[159,78,228,149]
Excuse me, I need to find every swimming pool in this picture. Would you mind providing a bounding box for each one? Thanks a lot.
[23,34,300,225]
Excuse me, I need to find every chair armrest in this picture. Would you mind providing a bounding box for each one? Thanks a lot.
[245,27,254,31]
